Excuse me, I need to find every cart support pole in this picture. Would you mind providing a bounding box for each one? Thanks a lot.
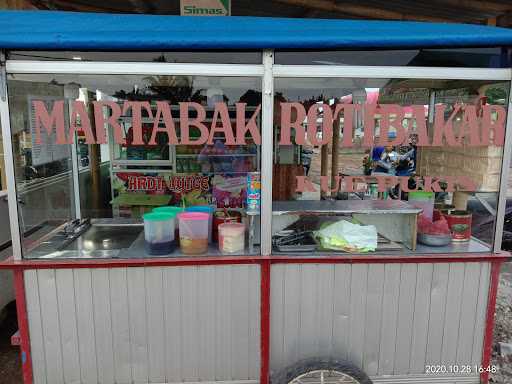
[481,260,502,384]
[14,269,33,384]
[260,259,271,384]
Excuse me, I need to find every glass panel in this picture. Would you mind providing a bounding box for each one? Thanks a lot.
[0,117,11,259]
[272,77,509,255]
[0,121,5,191]
[275,47,511,68]
[8,50,262,64]
[8,73,262,259]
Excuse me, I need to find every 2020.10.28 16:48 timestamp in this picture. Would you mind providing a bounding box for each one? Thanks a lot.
[425,365,498,375]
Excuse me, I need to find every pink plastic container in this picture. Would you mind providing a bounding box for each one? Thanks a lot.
[178,212,209,255]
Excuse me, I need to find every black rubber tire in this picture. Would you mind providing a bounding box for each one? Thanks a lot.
[271,357,373,384]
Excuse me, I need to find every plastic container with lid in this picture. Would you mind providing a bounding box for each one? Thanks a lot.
[153,206,184,245]
[186,205,215,243]
[143,212,176,255]
[408,191,435,220]
[178,212,209,255]
[218,223,245,254]
[213,210,242,242]
[153,206,184,215]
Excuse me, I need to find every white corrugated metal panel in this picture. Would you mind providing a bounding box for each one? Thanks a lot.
[73,269,98,384]
[371,374,480,383]
[25,265,260,384]
[92,269,116,384]
[409,264,433,373]
[363,264,384,376]
[109,268,132,384]
[378,264,401,375]
[24,270,47,384]
[37,269,65,384]
[55,269,80,384]
[270,262,491,377]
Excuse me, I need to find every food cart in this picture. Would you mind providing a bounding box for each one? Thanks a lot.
[1,10,512,384]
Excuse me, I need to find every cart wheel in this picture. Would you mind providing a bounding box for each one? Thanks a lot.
[271,358,373,384]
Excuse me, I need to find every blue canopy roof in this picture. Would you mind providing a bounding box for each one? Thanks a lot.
[1,10,512,50]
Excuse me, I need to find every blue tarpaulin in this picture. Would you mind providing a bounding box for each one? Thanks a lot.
[1,10,512,50]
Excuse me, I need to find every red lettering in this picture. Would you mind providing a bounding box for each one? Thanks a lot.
[123,101,153,146]
[459,105,481,146]
[344,176,367,193]
[33,100,67,145]
[295,176,317,193]
[127,176,137,191]
[481,105,506,146]
[337,104,355,148]
[149,101,179,145]
[377,104,406,146]
[362,104,376,147]
[180,102,209,145]
[279,102,306,145]
[400,177,420,192]
[69,101,96,144]
[320,175,339,193]
[376,176,398,192]
[236,103,261,145]
[208,103,236,145]
[411,105,430,146]
[455,176,478,192]
[432,104,461,146]
[307,104,333,146]
[93,101,124,145]
[423,176,445,192]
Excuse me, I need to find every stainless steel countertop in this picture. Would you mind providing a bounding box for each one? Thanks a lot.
[273,199,422,215]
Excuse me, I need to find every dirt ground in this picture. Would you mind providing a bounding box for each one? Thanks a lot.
[491,262,512,383]
[0,301,22,384]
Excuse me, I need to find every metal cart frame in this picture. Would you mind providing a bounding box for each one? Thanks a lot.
[1,20,512,384]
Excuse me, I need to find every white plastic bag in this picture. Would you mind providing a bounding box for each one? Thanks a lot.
[315,220,377,252]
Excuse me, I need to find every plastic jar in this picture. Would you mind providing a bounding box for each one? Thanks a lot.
[186,205,215,243]
[218,223,245,254]
[143,212,176,255]
[213,210,242,242]
[153,206,184,244]
[408,191,435,220]
[178,212,209,255]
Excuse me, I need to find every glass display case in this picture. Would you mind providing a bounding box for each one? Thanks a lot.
[271,77,509,255]
[6,73,262,259]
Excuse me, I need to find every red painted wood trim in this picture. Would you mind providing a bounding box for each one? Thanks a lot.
[269,253,510,264]
[14,270,33,384]
[481,260,502,384]
[0,255,263,270]
[0,252,509,270]
[260,260,271,384]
